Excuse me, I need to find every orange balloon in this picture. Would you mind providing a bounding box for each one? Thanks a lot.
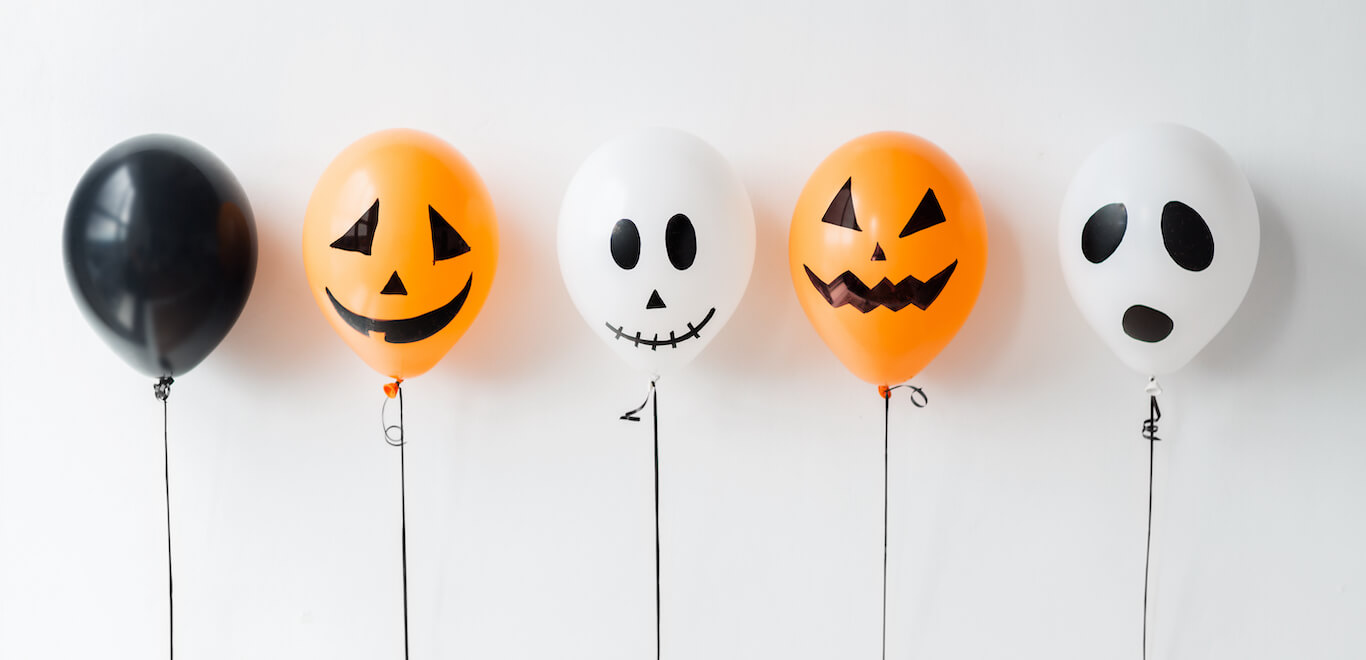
[789,131,986,388]
[303,129,498,380]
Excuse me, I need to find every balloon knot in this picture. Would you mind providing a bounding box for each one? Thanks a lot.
[153,376,174,401]
[384,380,403,399]
[878,384,891,400]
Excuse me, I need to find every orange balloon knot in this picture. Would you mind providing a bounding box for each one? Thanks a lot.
[383,380,403,399]
[878,384,891,400]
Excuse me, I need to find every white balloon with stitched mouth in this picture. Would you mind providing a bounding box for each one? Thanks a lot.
[1059,124,1260,376]
[558,128,755,378]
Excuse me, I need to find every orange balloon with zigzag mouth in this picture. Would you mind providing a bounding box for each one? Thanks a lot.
[789,131,987,388]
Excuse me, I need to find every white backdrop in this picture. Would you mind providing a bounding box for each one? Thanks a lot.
[2,1,1363,658]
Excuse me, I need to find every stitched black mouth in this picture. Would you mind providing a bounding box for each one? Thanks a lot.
[804,261,957,313]
[605,308,716,350]
[326,275,472,344]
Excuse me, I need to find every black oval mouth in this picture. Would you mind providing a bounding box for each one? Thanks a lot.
[1123,304,1174,343]
[325,275,472,344]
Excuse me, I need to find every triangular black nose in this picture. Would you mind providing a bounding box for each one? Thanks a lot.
[646,290,666,309]
[381,271,407,295]
[871,243,886,261]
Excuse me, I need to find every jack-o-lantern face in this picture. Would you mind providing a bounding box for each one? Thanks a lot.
[789,131,987,387]
[303,129,498,380]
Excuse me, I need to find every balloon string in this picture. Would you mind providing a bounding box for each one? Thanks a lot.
[619,380,661,658]
[153,377,174,660]
[621,378,658,422]
[882,393,889,660]
[1142,386,1161,660]
[382,383,409,660]
[879,384,927,660]
[652,387,661,660]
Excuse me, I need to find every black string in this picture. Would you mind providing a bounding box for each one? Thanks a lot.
[619,381,661,658]
[1141,393,1161,660]
[879,384,926,660]
[653,388,661,660]
[621,378,658,422]
[882,393,889,660]
[153,377,174,660]
[382,385,409,660]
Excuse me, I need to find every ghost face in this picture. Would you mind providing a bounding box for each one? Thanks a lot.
[1059,124,1259,376]
[558,129,755,377]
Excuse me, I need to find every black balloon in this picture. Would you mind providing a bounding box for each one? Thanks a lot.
[63,135,257,379]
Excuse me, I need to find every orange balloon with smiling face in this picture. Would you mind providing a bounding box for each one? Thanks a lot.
[789,131,987,388]
[303,129,498,381]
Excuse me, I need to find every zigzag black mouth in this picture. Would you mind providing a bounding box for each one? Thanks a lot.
[605,308,716,350]
[326,275,472,344]
[804,262,957,313]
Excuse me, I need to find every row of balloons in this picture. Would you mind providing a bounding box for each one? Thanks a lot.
[63,124,1259,394]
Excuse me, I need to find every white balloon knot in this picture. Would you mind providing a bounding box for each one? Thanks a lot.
[1145,377,1163,396]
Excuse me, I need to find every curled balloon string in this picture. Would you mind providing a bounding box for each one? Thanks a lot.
[379,380,411,660]
[880,383,928,408]
[382,381,405,447]
[618,379,663,658]
[878,383,927,660]
[1141,377,1162,660]
[620,377,659,422]
[155,377,175,660]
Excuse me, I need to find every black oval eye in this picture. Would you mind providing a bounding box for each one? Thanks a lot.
[331,199,380,254]
[611,219,640,269]
[1081,202,1127,264]
[1161,201,1214,271]
[821,178,860,231]
[430,205,471,262]
[665,213,696,270]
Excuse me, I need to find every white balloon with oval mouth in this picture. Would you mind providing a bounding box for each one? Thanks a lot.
[558,128,756,378]
[1059,124,1260,376]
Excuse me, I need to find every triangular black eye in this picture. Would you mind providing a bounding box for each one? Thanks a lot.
[1161,201,1214,271]
[429,205,470,262]
[330,199,379,255]
[900,189,946,238]
[1082,203,1127,264]
[821,178,860,231]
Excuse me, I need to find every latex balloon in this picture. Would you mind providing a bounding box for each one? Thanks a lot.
[303,129,498,380]
[789,131,987,388]
[1059,124,1259,376]
[63,134,258,379]
[558,128,755,378]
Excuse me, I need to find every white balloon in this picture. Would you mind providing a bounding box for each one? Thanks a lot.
[558,128,756,378]
[1059,124,1260,376]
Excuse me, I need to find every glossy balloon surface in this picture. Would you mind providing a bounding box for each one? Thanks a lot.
[63,134,257,378]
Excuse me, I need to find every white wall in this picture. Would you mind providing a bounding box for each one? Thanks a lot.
[2,1,1363,658]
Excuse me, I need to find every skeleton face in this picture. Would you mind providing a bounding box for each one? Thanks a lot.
[1059,124,1259,376]
[558,128,755,377]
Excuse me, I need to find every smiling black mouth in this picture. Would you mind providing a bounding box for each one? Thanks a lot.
[804,262,956,313]
[326,275,472,344]
[1123,304,1174,343]
[605,308,716,350]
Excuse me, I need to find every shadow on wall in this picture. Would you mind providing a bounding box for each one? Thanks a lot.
[213,198,337,380]
[435,194,578,385]
[1195,185,1296,376]
[923,193,1025,390]
[697,190,824,384]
